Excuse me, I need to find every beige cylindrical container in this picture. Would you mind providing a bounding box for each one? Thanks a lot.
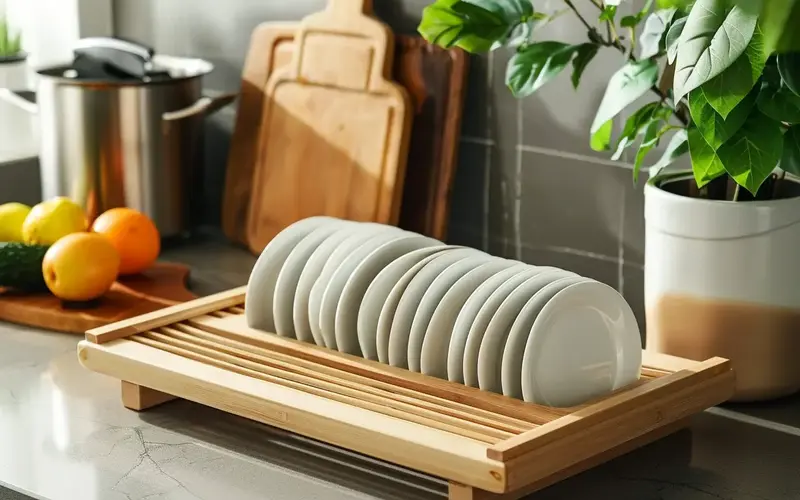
[645,172,800,402]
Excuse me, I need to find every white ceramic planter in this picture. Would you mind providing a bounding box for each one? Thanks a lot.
[645,171,800,401]
[0,55,37,158]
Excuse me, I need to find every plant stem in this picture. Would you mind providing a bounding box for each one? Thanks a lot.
[561,0,690,127]
[732,184,741,202]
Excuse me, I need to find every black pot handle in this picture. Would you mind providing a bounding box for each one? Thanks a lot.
[72,37,156,79]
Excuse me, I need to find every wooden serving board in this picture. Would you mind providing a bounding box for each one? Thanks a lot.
[221,21,467,248]
[0,262,196,334]
[244,0,414,254]
[79,287,735,500]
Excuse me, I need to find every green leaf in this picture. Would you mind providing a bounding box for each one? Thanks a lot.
[591,119,614,152]
[621,15,639,27]
[688,86,756,149]
[778,52,800,96]
[418,0,530,53]
[757,79,800,123]
[571,44,599,89]
[673,0,758,102]
[761,0,800,54]
[665,16,686,64]
[688,126,726,188]
[698,26,766,119]
[506,42,582,98]
[600,6,618,22]
[634,121,667,181]
[781,126,800,176]
[639,8,677,59]
[717,111,784,194]
[650,128,690,175]
[611,102,662,160]
[591,59,659,134]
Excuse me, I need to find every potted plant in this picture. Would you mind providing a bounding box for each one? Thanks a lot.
[0,15,33,157]
[418,0,800,401]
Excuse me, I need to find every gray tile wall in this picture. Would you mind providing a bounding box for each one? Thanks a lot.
[113,0,656,331]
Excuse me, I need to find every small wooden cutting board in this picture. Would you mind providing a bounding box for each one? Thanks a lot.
[245,0,414,254]
[0,262,197,334]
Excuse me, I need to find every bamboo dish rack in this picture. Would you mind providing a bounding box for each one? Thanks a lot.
[78,286,735,500]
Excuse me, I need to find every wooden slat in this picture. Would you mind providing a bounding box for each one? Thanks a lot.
[497,366,734,491]
[641,350,700,372]
[229,306,245,314]
[193,314,569,425]
[163,325,530,434]
[446,418,690,500]
[85,287,246,344]
[77,339,507,493]
[138,329,512,443]
[121,381,176,410]
[488,357,731,462]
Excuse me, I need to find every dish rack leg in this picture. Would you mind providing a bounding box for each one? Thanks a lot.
[121,381,177,411]
[447,418,691,500]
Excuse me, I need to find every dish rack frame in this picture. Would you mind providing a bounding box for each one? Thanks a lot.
[78,286,735,500]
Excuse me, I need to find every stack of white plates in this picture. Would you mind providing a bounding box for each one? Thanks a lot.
[245,217,642,407]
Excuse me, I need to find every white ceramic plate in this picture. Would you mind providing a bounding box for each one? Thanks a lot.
[446,263,531,384]
[320,231,434,355]
[420,259,520,379]
[462,267,570,387]
[387,247,483,369]
[245,216,337,333]
[293,229,355,345]
[273,223,343,338]
[477,274,587,395]
[309,224,400,349]
[406,254,494,372]
[500,276,591,399]
[336,234,443,358]
[364,246,456,363]
[521,281,642,407]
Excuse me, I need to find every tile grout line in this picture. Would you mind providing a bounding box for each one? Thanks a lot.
[617,185,626,295]
[514,90,523,261]
[481,52,495,253]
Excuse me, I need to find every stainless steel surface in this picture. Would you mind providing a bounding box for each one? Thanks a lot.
[0,49,235,238]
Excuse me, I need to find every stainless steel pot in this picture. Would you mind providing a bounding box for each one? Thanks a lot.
[0,37,236,237]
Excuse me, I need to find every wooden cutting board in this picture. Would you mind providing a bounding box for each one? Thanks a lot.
[0,262,197,334]
[221,18,467,250]
[241,0,415,254]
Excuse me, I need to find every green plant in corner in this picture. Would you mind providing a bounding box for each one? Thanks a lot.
[418,0,800,200]
[0,17,22,59]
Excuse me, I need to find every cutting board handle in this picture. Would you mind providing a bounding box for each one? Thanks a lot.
[328,0,372,14]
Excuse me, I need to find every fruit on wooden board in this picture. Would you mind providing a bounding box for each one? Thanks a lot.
[0,203,31,242]
[0,242,50,291]
[22,197,88,245]
[91,207,160,275]
[42,232,120,301]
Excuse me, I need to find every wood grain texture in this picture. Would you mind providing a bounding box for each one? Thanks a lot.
[0,262,196,335]
[245,0,413,253]
[221,22,467,247]
[121,381,176,411]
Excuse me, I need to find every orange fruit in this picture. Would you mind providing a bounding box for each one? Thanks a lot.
[91,208,160,275]
[43,232,120,301]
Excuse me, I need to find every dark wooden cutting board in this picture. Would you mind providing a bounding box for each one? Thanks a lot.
[221,21,467,251]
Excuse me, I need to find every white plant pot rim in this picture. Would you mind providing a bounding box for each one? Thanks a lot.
[0,53,27,65]
[646,170,800,240]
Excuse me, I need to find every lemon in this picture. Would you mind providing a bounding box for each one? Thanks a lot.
[43,232,120,301]
[0,203,32,242]
[22,197,88,245]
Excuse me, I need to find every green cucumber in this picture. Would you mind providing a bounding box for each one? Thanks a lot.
[0,242,49,291]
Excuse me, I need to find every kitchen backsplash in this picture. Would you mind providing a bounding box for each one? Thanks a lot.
[113,0,655,333]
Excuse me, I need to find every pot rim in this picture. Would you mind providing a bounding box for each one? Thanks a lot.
[0,52,27,65]
[646,169,800,209]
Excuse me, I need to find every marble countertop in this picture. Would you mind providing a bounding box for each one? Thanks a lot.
[2,232,800,500]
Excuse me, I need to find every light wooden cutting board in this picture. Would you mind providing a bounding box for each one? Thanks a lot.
[239,0,414,254]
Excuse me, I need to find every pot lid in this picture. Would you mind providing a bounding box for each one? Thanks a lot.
[37,37,212,85]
